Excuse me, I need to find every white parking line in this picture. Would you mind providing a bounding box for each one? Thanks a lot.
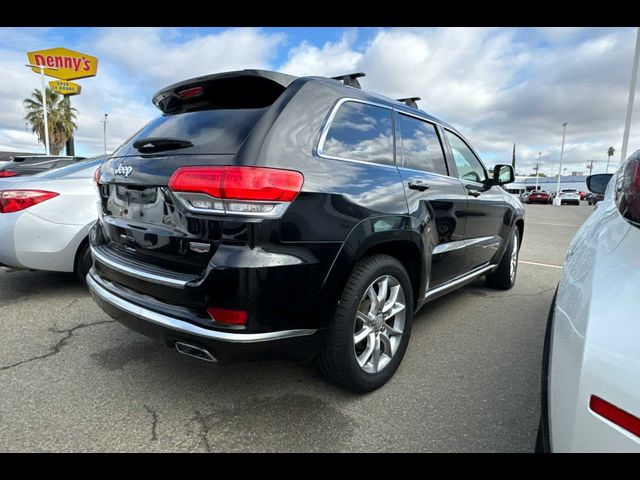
[528,222,582,228]
[519,260,563,269]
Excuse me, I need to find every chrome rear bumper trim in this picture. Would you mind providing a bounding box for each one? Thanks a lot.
[87,272,318,344]
[91,246,191,289]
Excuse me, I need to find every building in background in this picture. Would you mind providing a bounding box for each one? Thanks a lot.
[504,175,588,195]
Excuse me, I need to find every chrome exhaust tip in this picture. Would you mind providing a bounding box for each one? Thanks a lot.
[175,341,217,363]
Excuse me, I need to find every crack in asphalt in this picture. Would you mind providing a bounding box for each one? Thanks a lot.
[0,320,116,372]
[193,410,213,453]
[144,405,159,441]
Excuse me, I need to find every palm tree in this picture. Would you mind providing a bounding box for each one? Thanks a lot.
[606,146,615,173]
[23,88,77,155]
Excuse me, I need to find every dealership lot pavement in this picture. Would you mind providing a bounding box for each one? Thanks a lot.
[0,203,594,452]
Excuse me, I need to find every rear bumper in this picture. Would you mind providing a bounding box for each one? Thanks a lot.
[87,269,321,362]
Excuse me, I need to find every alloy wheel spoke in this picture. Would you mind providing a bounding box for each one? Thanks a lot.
[385,303,405,318]
[371,334,381,372]
[384,322,403,337]
[354,325,372,345]
[356,310,372,324]
[357,333,376,367]
[367,286,380,312]
[376,277,389,307]
[382,285,401,313]
[379,331,392,355]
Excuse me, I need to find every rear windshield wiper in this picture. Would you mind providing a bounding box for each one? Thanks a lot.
[133,137,193,153]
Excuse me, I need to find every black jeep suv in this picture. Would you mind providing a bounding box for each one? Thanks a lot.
[89,69,524,392]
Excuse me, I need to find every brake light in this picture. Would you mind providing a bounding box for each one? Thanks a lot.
[207,307,248,326]
[168,166,304,218]
[615,156,640,227]
[93,165,102,185]
[178,86,203,99]
[590,395,640,438]
[0,190,59,213]
[0,171,19,177]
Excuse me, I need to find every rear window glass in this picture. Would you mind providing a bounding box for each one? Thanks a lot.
[114,108,267,156]
[321,101,394,166]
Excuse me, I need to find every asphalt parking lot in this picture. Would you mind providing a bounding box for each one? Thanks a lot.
[0,203,594,452]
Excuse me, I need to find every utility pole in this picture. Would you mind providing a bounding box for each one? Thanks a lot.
[621,27,640,164]
[535,152,542,190]
[64,95,75,156]
[101,113,108,154]
[554,122,569,206]
[586,160,596,175]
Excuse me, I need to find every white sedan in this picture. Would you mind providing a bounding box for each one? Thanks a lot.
[538,149,640,452]
[0,156,104,281]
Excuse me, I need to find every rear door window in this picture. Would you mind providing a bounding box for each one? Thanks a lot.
[113,108,267,157]
[398,114,448,175]
[321,101,394,166]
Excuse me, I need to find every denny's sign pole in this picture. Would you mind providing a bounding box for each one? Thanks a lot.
[26,48,98,156]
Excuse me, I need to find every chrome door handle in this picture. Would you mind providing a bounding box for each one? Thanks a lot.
[465,185,482,197]
[408,181,430,191]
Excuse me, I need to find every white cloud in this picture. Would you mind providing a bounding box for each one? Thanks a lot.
[92,27,285,88]
[280,30,363,77]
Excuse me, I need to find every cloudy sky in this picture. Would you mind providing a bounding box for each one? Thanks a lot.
[0,26,638,175]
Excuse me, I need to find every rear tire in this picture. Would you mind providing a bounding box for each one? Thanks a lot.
[319,254,414,393]
[75,241,92,284]
[486,228,519,290]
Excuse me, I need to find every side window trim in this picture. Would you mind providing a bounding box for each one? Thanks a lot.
[442,128,488,185]
[395,111,450,177]
[317,97,397,169]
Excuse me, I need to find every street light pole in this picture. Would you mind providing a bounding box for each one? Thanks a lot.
[621,27,640,164]
[554,122,568,206]
[535,152,542,190]
[102,113,108,154]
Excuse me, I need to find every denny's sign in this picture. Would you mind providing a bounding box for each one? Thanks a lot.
[27,47,98,81]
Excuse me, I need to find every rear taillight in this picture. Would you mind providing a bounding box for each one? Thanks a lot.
[0,171,19,178]
[590,395,640,438]
[0,190,59,213]
[168,166,304,219]
[615,156,640,227]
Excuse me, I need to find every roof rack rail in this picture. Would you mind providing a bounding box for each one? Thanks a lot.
[397,97,421,109]
[330,72,366,89]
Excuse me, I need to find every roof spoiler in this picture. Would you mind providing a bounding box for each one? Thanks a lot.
[152,69,298,114]
[330,72,366,89]
[397,97,421,109]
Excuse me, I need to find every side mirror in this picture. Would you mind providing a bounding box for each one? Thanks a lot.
[490,164,515,185]
[586,173,613,194]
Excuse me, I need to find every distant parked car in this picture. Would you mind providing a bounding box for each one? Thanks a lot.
[0,155,87,178]
[520,191,531,201]
[0,156,105,281]
[537,152,640,452]
[557,191,581,205]
[580,191,588,200]
[526,190,551,204]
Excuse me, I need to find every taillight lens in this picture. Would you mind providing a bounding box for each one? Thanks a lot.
[207,307,248,326]
[0,190,59,213]
[615,156,640,227]
[0,171,19,178]
[168,166,304,218]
